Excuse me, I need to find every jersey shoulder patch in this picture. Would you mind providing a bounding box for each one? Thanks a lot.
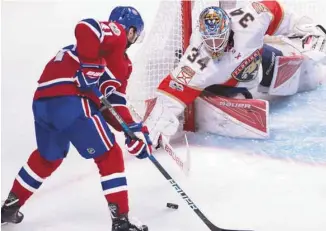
[108,22,121,36]
[175,65,196,85]
[99,21,124,37]
[251,2,270,14]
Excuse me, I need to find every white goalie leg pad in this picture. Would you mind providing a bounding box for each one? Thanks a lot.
[144,93,185,147]
[196,94,269,139]
[268,55,304,96]
[298,59,325,92]
[263,36,322,96]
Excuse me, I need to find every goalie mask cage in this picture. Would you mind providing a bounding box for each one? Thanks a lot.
[127,0,325,132]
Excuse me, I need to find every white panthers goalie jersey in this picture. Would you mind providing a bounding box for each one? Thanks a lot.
[145,0,323,144]
[157,0,300,106]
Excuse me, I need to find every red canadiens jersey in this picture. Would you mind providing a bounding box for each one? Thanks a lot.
[33,18,135,128]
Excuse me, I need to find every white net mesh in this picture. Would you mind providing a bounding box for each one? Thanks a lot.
[127,0,185,118]
[127,0,326,119]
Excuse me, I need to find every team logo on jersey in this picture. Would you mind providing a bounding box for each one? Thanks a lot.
[87,148,95,154]
[109,22,121,36]
[176,66,196,85]
[252,2,270,14]
[169,80,184,92]
[232,49,261,82]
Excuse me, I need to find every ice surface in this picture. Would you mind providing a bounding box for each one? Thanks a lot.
[2,84,326,231]
[2,1,326,231]
[2,145,326,231]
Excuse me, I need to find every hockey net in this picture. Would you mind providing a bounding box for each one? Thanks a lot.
[127,0,325,131]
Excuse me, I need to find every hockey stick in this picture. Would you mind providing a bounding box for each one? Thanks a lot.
[95,89,252,231]
[126,102,191,176]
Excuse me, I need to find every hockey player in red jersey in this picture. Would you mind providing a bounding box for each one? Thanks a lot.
[1,6,150,231]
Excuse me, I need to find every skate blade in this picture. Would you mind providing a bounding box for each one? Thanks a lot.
[1,200,8,226]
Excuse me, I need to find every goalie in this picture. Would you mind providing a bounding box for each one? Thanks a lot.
[145,0,326,144]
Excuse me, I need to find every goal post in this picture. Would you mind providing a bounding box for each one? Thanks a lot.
[181,0,195,131]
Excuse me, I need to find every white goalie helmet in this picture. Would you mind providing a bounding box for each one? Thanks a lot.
[199,6,232,57]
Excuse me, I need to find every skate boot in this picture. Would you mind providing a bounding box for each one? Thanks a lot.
[1,192,24,225]
[111,215,148,231]
[109,203,148,231]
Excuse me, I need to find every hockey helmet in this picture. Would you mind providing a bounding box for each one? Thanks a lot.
[109,6,145,43]
[199,6,231,57]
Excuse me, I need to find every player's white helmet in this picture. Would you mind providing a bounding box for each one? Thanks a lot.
[199,6,231,57]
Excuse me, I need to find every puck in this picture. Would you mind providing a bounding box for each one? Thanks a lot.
[166,203,178,209]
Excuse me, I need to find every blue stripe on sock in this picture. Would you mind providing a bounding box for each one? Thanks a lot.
[101,177,127,191]
[18,167,42,189]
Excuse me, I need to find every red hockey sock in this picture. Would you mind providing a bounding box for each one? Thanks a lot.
[11,149,63,206]
[94,144,129,215]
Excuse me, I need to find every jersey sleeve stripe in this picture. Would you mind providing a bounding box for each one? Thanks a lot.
[38,77,74,88]
[261,0,285,35]
[104,66,117,79]
[66,50,80,63]
[78,18,104,42]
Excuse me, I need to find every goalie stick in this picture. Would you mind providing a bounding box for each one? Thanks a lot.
[161,134,191,176]
[126,102,191,176]
[94,88,253,231]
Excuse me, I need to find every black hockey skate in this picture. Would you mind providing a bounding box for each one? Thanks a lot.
[112,215,148,231]
[1,192,24,225]
[109,203,148,231]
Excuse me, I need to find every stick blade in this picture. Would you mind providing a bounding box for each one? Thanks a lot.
[212,227,253,231]
[208,222,253,231]
[220,229,253,231]
[215,227,254,231]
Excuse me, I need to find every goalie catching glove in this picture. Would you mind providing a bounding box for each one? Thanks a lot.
[301,26,326,53]
[125,123,152,159]
[292,17,326,53]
